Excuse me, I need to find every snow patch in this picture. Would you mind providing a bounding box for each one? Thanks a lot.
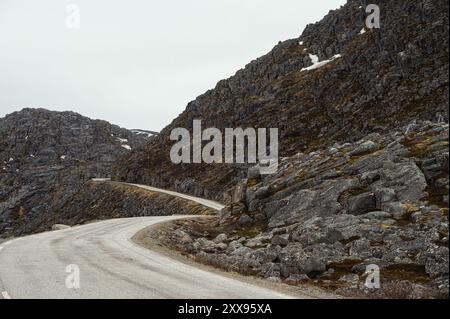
[308,54,319,64]
[60,155,67,160]
[137,132,153,138]
[115,135,133,150]
[131,129,157,138]
[359,28,366,35]
[8,157,13,162]
[301,54,342,72]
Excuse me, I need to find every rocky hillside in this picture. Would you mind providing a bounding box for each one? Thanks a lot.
[113,0,449,297]
[114,0,449,200]
[152,121,448,298]
[0,108,149,236]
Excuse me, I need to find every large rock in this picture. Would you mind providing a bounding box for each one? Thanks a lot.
[348,141,378,157]
[345,192,377,215]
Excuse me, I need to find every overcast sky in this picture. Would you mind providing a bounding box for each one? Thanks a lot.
[0,0,345,131]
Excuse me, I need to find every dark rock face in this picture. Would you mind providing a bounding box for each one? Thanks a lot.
[113,0,449,201]
[0,108,148,236]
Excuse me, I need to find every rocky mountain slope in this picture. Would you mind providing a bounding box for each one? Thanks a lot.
[114,0,449,200]
[113,0,449,297]
[0,108,149,236]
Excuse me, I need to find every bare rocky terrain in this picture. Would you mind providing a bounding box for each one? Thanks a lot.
[0,0,448,299]
[149,121,448,298]
[113,0,449,298]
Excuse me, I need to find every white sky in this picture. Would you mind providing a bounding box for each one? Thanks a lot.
[0,0,345,131]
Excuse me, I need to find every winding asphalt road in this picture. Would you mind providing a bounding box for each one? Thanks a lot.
[0,181,297,299]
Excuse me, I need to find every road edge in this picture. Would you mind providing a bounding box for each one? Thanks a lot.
[132,217,341,299]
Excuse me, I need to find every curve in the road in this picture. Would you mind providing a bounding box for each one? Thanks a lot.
[0,182,302,299]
